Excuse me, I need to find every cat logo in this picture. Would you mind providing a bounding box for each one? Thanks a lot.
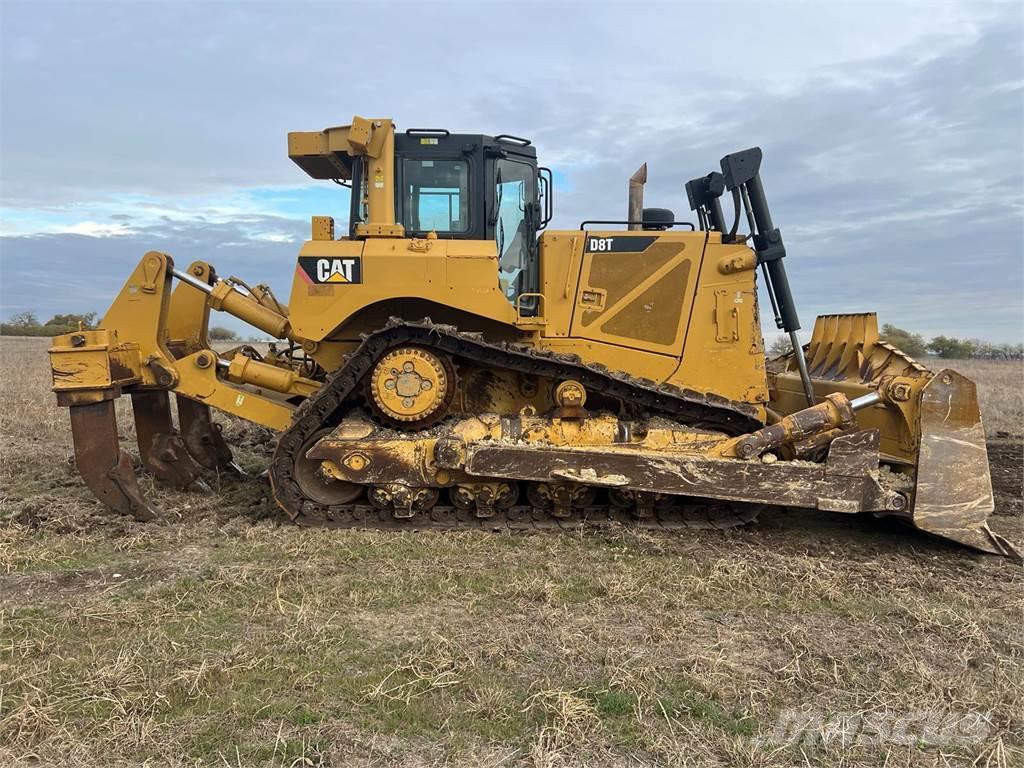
[298,256,363,285]
[316,258,358,283]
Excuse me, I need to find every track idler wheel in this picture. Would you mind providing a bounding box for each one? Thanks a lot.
[69,400,160,522]
[293,429,362,506]
[369,484,440,519]
[131,391,202,488]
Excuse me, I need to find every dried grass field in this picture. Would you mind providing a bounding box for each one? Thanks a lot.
[1,336,1021,767]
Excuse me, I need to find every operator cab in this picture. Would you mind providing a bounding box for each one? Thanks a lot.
[349,129,552,303]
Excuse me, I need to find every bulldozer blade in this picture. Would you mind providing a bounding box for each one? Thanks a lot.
[69,401,160,521]
[912,369,1019,558]
[177,396,235,471]
[131,390,202,487]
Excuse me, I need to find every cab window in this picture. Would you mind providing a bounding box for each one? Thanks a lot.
[495,159,535,300]
[401,158,470,233]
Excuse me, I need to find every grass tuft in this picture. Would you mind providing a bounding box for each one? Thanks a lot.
[1,337,1021,767]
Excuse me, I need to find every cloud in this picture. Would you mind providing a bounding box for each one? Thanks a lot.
[49,221,136,238]
[0,1,987,205]
[1,1,1021,342]
[0,215,307,335]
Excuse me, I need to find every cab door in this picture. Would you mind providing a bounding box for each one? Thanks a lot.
[570,231,705,356]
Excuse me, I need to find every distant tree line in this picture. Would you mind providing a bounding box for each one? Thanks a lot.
[1,310,243,342]
[768,323,1022,360]
[208,327,239,341]
[0,311,98,336]
[879,324,1023,360]
[4,309,1019,359]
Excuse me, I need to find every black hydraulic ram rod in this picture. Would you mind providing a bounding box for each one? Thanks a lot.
[720,148,816,406]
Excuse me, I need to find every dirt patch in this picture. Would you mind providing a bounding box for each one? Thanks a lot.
[988,438,1023,516]
[0,560,204,607]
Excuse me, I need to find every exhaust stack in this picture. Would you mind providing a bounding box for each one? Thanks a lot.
[628,163,647,230]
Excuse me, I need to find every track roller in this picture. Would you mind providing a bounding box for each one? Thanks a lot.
[450,482,518,518]
[609,489,668,519]
[368,483,440,518]
[526,482,596,518]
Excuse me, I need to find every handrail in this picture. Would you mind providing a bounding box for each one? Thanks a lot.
[405,128,451,136]
[514,293,546,327]
[495,134,532,147]
[578,220,696,230]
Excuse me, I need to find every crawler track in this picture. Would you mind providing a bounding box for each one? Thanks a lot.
[278,496,764,531]
[269,318,763,531]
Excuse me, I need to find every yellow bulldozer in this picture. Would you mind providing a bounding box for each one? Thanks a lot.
[47,116,1015,556]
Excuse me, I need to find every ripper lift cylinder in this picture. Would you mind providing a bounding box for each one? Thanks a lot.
[222,354,318,397]
[172,268,291,339]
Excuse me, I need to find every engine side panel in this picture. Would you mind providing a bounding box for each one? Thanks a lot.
[672,239,769,408]
[538,229,769,410]
[570,231,701,355]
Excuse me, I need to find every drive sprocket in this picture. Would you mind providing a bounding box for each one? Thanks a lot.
[367,345,455,429]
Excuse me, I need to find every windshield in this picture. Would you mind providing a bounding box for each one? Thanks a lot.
[401,158,470,233]
[495,159,535,300]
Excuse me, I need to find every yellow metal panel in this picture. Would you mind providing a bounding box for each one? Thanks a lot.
[99,251,178,387]
[446,239,499,258]
[311,216,335,241]
[537,231,585,339]
[539,337,680,380]
[535,231,767,409]
[569,231,704,356]
[326,126,357,155]
[714,288,740,342]
[671,241,768,408]
[347,116,373,153]
[51,348,111,389]
[50,331,143,393]
[166,260,214,354]
[287,237,519,343]
[49,330,123,391]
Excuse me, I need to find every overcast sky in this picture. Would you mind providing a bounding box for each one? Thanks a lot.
[1,0,1022,342]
